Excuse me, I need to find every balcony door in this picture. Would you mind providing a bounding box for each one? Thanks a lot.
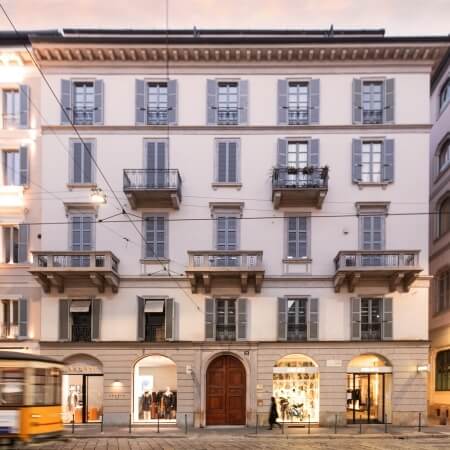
[146,141,167,188]
[70,215,94,267]
[215,215,238,266]
[360,215,385,266]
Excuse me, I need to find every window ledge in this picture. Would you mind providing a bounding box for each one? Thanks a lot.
[67,183,97,190]
[356,182,390,190]
[283,258,312,263]
[0,263,30,268]
[140,258,170,265]
[212,182,242,190]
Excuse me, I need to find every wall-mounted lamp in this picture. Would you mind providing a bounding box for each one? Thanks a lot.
[417,364,430,373]
[112,380,122,387]
[185,365,192,375]
[90,187,107,204]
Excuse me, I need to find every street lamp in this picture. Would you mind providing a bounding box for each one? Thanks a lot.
[90,187,107,204]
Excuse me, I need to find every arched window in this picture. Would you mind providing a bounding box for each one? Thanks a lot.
[436,350,450,391]
[438,196,450,237]
[440,79,450,111]
[439,142,450,172]
[436,269,450,313]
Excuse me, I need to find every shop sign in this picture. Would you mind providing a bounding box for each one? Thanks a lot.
[326,359,342,367]
[64,365,102,374]
[0,410,19,434]
[105,393,128,400]
[273,366,318,374]
[256,384,264,392]
[349,366,392,374]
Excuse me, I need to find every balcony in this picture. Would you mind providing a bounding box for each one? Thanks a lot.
[272,167,329,209]
[0,324,19,340]
[186,250,264,293]
[73,107,94,125]
[333,250,422,293]
[123,169,182,209]
[147,108,168,125]
[217,109,238,125]
[363,109,383,124]
[29,251,120,294]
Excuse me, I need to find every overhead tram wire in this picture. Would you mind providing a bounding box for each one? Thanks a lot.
[0,2,202,313]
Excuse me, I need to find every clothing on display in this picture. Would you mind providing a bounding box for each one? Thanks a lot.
[137,387,177,421]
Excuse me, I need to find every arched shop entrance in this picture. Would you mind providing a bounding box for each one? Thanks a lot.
[206,354,246,425]
[62,354,103,424]
[272,354,320,423]
[346,354,392,424]
[133,355,177,423]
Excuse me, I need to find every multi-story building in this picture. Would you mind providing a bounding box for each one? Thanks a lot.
[1,28,449,428]
[429,49,450,420]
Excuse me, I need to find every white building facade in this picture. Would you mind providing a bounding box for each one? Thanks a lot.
[1,29,449,428]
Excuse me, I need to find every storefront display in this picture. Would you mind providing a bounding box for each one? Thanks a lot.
[272,354,319,423]
[133,355,177,423]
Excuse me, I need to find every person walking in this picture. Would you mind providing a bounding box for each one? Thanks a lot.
[268,396,282,430]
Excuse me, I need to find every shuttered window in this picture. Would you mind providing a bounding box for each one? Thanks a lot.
[2,89,19,128]
[216,141,239,183]
[362,81,383,124]
[286,216,309,258]
[360,215,385,251]
[71,141,94,184]
[351,297,392,341]
[73,81,95,125]
[144,215,167,259]
[0,299,27,339]
[353,79,394,124]
[217,82,239,124]
[278,297,319,341]
[147,82,168,124]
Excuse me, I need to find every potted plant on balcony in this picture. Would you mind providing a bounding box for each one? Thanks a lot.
[287,166,299,175]
[320,165,329,180]
[301,166,315,176]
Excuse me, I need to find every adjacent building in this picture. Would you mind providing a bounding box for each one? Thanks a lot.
[429,49,450,420]
[1,28,449,428]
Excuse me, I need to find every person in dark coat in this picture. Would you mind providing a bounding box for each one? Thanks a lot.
[268,396,282,430]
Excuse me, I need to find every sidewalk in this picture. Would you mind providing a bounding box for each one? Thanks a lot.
[63,423,450,440]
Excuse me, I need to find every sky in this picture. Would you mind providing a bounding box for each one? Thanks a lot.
[0,0,449,36]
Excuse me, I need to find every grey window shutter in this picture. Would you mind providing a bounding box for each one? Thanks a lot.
[205,297,215,340]
[59,299,70,341]
[83,142,92,183]
[91,298,101,341]
[19,144,29,187]
[277,297,287,341]
[165,297,175,341]
[206,79,217,125]
[307,298,319,340]
[308,139,320,167]
[309,79,320,124]
[217,142,228,182]
[73,142,83,183]
[137,296,145,341]
[146,141,156,170]
[167,80,178,125]
[61,79,72,125]
[352,79,362,124]
[384,78,395,123]
[352,139,362,182]
[382,139,394,183]
[382,297,393,340]
[277,138,288,167]
[351,297,361,340]
[18,298,28,339]
[83,216,94,250]
[94,80,104,125]
[135,79,146,125]
[18,224,29,263]
[237,297,248,340]
[19,85,30,128]
[238,80,248,125]
[277,79,288,125]
[228,142,237,182]
[71,216,81,251]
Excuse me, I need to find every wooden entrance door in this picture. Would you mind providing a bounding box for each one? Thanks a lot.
[206,355,246,425]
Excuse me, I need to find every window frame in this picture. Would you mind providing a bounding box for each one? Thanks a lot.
[286,297,308,341]
[438,141,450,174]
[2,88,20,128]
[0,298,19,339]
[2,149,20,186]
[146,81,169,125]
[214,297,237,341]
[362,80,384,124]
[2,225,19,264]
[143,213,168,260]
[285,215,311,260]
[437,195,450,239]
[439,78,450,112]
[214,138,241,185]
[436,269,450,314]
[436,349,450,391]
[360,140,383,183]
[72,80,95,125]
[287,81,310,125]
[360,297,383,341]
[216,81,239,125]
[69,139,96,185]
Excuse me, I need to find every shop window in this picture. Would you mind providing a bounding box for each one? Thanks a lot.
[436,350,450,391]
[133,355,177,423]
[272,354,319,423]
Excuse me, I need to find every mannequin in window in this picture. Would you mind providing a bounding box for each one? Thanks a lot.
[142,390,152,421]
[163,387,174,419]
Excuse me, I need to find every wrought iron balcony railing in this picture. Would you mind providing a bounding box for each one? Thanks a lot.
[72,106,95,125]
[362,109,383,124]
[215,324,236,341]
[217,108,239,125]
[123,169,181,191]
[360,324,382,341]
[272,167,329,189]
[71,324,92,342]
[147,108,168,125]
[288,109,309,125]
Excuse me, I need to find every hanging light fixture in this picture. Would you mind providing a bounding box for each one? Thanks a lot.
[90,187,107,204]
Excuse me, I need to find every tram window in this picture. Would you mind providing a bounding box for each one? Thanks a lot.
[33,368,62,405]
[34,368,46,405]
[0,368,24,406]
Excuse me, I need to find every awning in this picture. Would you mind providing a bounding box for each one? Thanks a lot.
[70,300,91,313]
[144,300,165,313]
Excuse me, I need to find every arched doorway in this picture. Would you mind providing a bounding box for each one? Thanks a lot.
[206,354,246,425]
[272,354,320,423]
[133,355,177,423]
[62,354,103,424]
[346,354,392,424]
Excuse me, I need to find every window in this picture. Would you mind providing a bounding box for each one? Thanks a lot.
[362,81,383,124]
[360,298,382,340]
[59,299,100,341]
[144,300,165,342]
[288,82,309,124]
[215,298,236,341]
[360,215,385,251]
[2,89,19,128]
[70,214,94,267]
[287,216,309,259]
[438,197,450,237]
[0,368,24,406]
[440,79,450,111]
[436,269,450,313]
[73,81,95,125]
[216,141,239,183]
[217,82,239,125]
[3,150,20,185]
[3,226,18,263]
[215,215,239,266]
[147,82,168,124]
[33,368,61,406]
[1,299,18,339]
[70,301,92,342]
[287,298,307,341]
[361,141,382,183]
[70,141,94,184]
[439,142,450,173]
[144,215,167,259]
[436,350,450,391]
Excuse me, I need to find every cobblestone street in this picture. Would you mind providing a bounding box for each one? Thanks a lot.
[27,436,450,450]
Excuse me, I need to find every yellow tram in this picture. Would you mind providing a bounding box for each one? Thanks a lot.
[0,351,64,443]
